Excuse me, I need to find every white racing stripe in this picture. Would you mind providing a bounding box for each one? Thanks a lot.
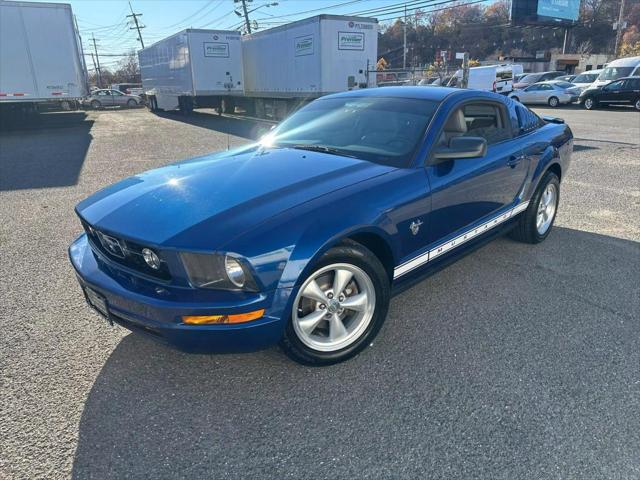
[393,201,530,279]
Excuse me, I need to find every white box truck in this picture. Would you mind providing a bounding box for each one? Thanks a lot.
[138,29,244,114]
[0,1,88,116]
[239,15,378,120]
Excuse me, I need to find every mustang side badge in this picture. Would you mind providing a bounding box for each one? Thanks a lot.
[410,219,423,236]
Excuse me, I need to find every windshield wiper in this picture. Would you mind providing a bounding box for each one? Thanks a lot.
[288,144,360,159]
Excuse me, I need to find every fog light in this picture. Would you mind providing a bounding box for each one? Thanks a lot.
[142,248,161,270]
[182,309,265,325]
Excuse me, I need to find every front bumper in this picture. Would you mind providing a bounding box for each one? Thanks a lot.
[69,234,291,353]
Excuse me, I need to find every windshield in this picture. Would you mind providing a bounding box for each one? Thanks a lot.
[573,73,597,83]
[519,74,541,84]
[262,97,439,168]
[598,66,634,81]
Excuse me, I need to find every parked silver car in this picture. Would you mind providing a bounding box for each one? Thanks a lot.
[84,89,141,109]
[509,81,579,107]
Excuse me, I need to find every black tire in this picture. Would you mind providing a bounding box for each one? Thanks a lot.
[548,96,560,108]
[280,241,390,366]
[634,98,640,112]
[90,100,101,110]
[222,98,235,114]
[127,99,137,107]
[510,171,560,244]
[583,97,597,110]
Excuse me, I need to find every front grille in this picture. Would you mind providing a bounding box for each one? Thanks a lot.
[82,221,172,282]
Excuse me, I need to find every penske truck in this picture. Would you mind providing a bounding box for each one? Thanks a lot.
[0,1,88,116]
[139,15,378,120]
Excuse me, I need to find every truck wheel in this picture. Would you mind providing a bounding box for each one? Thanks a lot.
[548,96,559,108]
[90,100,101,110]
[281,241,390,365]
[222,98,235,114]
[509,171,560,244]
[583,97,596,110]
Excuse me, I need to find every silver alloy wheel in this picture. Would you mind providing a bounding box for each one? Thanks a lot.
[536,183,558,235]
[584,98,594,109]
[635,99,640,111]
[549,96,559,107]
[292,263,376,352]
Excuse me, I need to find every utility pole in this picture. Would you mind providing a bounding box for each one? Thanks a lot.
[127,1,145,49]
[460,52,469,89]
[91,33,102,88]
[403,4,407,69]
[236,0,252,34]
[614,0,626,55]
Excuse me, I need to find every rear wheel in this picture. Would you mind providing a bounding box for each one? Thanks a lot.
[548,96,560,108]
[127,99,137,107]
[281,242,390,365]
[510,171,560,244]
[634,98,640,111]
[583,97,596,110]
[90,100,101,110]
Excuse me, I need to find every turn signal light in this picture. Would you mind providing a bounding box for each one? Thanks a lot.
[182,309,265,325]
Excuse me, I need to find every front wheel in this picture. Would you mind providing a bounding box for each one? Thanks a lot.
[90,100,101,110]
[281,241,390,365]
[127,99,137,107]
[634,98,640,111]
[583,97,596,110]
[548,96,560,108]
[510,171,560,244]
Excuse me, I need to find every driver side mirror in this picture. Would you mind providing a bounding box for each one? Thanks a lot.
[432,136,487,162]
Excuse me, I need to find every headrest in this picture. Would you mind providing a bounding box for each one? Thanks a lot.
[444,109,467,133]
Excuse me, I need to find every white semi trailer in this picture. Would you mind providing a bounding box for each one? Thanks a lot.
[239,15,378,120]
[138,29,244,114]
[0,1,88,116]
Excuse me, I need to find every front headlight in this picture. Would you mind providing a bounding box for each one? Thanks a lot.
[180,252,258,291]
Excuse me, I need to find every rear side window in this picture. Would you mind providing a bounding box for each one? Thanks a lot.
[461,103,511,144]
[515,105,542,134]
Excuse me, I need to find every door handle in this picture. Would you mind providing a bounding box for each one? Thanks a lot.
[507,155,524,168]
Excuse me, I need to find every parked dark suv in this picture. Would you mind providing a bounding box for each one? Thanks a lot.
[579,77,640,111]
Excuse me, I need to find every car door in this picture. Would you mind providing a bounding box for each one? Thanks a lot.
[537,84,554,104]
[96,90,113,106]
[598,79,628,105]
[520,84,539,103]
[110,90,127,105]
[425,100,529,245]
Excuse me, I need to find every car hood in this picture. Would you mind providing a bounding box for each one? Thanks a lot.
[76,146,394,249]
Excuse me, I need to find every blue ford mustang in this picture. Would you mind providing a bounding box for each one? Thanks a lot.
[69,87,572,365]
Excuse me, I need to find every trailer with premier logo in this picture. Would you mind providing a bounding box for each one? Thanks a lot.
[138,29,244,114]
[238,15,378,120]
[0,1,88,117]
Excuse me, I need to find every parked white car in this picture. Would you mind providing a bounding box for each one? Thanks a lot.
[570,69,603,92]
[84,89,141,109]
[508,80,579,107]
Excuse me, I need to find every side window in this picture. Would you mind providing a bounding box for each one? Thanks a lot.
[515,105,542,135]
[540,84,553,91]
[461,103,511,144]
[607,80,624,91]
[525,85,539,92]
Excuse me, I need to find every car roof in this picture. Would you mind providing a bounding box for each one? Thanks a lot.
[605,56,640,67]
[324,86,466,102]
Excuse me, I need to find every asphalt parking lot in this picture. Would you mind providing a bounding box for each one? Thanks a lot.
[1,105,639,479]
